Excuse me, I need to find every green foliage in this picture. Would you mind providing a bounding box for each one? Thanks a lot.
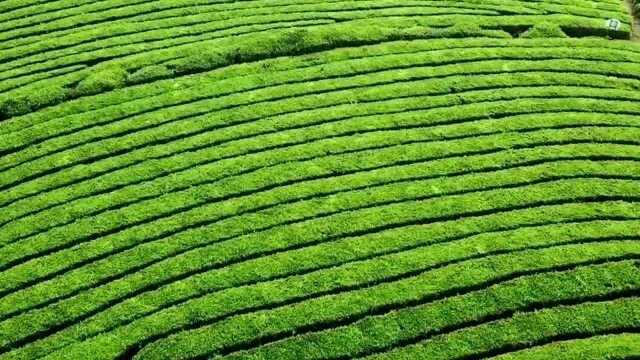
[128,248,640,360]
[4,55,640,198]
[219,263,640,360]
[521,23,568,38]
[429,23,510,39]
[365,298,640,360]
[1,4,640,360]
[0,97,31,120]
[74,66,128,96]
[3,111,640,276]
[126,65,173,85]
[7,216,640,359]
[0,9,633,119]
[0,85,66,120]
[492,333,640,360]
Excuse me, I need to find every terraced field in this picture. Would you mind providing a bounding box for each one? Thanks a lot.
[1,1,640,359]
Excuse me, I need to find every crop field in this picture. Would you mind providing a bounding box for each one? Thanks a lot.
[1,0,640,359]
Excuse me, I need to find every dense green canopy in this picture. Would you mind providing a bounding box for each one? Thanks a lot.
[0,1,639,359]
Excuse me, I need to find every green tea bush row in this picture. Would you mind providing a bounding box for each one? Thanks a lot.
[0,4,499,56]
[5,54,640,178]
[4,60,640,176]
[52,242,640,360]
[4,0,620,46]
[2,177,640,353]
[218,264,640,360]
[0,21,510,119]
[3,37,638,137]
[3,81,640,230]
[2,110,639,240]
[0,38,526,136]
[0,17,491,90]
[3,146,639,326]
[3,157,639,318]
[0,0,144,25]
[0,0,623,32]
[3,75,639,234]
[1,23,635,120]
[488,333,640,360]
[0,20,498,117]
[360,297,640,360]
[6,212,640,358]
[3,102,640,250]
[1,6,628,73]
[1,9,622,75]
[2,125,639,285]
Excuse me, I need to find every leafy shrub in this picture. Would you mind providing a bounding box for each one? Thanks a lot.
[521,23,568,38]
[126,65,173,85]
[0,86,67,120]
[74,66,128,96]
[429,23,510,39]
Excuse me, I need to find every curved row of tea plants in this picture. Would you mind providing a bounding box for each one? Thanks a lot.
[0,0,633,119]
[2,4,640,360]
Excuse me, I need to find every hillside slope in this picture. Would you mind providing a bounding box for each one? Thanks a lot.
[1,1,640,360]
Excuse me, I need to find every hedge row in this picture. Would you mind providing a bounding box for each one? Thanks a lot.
[3,62,638,209]
[0,39,533,136]
[0,21,513,120]
[9,51,640,170]
[360,297,640,360]
[3,37,639,135]
[2,160,639,324]
[4,66,640,180]
[0,4,628,73]
[489,333,640,360]
[3,154,639,337]
[4,36,639,138]
[5,64,640,200]
[3,126,639,285]
[6,212,640,359]
[9,41,617,152]
[4,0,624,46]
[2,179,639,356]
[1,24,637,120]
[47,242,640,360]
[4,83,640,240]
[3,109,639,248]
[0,18,509,95]
[0,8,624,76]
[217,264,640,360]
[1,3,500,58]
[4,109,639,234]
[3,90,640,233]
[2,141,639,312]
[0,0,622,26]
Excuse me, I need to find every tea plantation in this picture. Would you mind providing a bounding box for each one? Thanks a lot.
[1,1,640,359]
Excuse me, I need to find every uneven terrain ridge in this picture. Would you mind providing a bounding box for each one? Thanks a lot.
[1,1,640,359]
